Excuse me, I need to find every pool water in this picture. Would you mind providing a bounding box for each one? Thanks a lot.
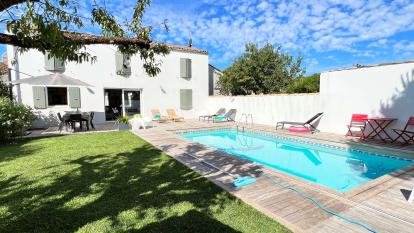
[179,129,413,192]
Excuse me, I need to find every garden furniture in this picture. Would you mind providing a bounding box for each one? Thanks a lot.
[392,117,414,144]
[364,117,396,142]
[346,114,368,139]
[276,112,323,132]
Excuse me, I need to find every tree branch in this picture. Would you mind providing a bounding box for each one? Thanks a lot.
[0,0,39,12]
[0,31,151,49]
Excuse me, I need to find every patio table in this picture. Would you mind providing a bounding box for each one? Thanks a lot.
[363,117,396,142]
[63,112,90,130]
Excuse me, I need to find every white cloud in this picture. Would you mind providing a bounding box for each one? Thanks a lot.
[141,0,414,67]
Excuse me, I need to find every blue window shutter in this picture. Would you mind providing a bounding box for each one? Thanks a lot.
[69,87,81,108]
[33,86,47,109]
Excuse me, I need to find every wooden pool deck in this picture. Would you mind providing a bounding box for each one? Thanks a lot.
[133,119,414,233]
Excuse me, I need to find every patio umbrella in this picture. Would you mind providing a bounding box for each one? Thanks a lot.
[8,73,94,87]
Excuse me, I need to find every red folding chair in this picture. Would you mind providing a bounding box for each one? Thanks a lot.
[392,117,414,144]
[346,114,368,139]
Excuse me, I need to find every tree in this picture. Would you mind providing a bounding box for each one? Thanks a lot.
[0,0,169,76]
[284,73,320,93]
[217,43,305,95]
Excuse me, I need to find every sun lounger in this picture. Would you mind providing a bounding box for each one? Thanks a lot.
[151,109,169,123]
[276,112,323,132]
[199,108,226,122]
[213,109,237,123]
[166,109,184,122]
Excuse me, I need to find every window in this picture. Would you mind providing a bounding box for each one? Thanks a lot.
[115,51,131,75]
[47,87,68,105]
[180,58,192,79]
[44,52,65,71]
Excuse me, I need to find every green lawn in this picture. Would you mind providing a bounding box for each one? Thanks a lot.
[0,131,290,233]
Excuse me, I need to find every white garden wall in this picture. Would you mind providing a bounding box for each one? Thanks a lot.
[319,62,414,135]
[206,94,321,127]
[206,61,414,136]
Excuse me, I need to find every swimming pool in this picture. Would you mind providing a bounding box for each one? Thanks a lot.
[179,129,413,192]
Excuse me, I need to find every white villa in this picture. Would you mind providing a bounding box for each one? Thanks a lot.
[7,44,210,128]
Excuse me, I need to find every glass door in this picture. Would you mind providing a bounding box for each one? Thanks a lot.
[123,90,141,116]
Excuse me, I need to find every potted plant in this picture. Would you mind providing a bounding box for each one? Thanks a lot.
[115,115,131,131]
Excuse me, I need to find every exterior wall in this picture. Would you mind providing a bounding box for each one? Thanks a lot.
[206,94,322,127]
[206,61,414,136]
[7,45,209,128]
[319,62,414,135]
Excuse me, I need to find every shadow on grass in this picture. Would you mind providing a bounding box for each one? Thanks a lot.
[136,210,241,233]
[0,133,240,233]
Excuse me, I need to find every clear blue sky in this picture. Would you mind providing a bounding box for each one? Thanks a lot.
[1,0,414,75]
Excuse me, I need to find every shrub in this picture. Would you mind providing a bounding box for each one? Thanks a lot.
[0,97,34,142]
[115,115,131,125]
[284,73,320,93]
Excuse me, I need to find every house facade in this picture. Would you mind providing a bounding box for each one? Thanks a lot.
[7,44,209,128]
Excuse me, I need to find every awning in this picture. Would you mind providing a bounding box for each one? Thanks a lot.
[7,73,94,87]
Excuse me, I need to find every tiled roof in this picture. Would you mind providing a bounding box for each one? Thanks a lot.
[165,44,208,55]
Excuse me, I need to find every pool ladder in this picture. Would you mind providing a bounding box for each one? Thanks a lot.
[237,113,253,132]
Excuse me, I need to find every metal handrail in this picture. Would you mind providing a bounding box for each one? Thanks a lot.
[236,113,253,132]
[236,113,247,132]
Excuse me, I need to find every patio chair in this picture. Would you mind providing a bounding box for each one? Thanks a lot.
[213,109,237,123]
[166,109,184,122]
[345,114,368,139]
[276,112,323,132]
[392,116,414,144]
[89,112,95,129]
[199,108,226,122]
[151,109,169,123]
[57,112,70,131]
[112,107,120,120]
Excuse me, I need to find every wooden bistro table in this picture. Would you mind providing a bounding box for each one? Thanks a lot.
[63,111,90,131]
[363,117,397,142]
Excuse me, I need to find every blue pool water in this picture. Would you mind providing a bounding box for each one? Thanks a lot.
[179,129,413,192]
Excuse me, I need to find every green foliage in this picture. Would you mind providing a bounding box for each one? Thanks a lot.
[115,115,131,125]
[4,0,169,76]
[0,97,34,142]
[217,43,305,95]
[0,80,10,98]
[0,131,291,232]
[284,73,320,93]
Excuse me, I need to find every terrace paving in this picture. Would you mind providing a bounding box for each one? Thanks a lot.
[133,119,414,233]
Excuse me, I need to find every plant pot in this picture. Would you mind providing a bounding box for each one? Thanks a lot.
[118,123,130,131]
